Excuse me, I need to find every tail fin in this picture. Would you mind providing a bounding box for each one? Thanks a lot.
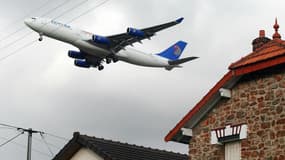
[157,41,187,60]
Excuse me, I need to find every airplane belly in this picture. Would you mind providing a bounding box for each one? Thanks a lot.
[117,49,168,67]
[73,40,110,57]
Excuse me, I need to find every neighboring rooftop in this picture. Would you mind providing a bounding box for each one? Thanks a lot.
[53,132,188,160]
[165,19,285,143]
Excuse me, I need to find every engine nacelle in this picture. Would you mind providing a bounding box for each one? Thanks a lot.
[68,50,85,59]
[74,59,90,68]
[92,35,110,45]
[127,27,145,37]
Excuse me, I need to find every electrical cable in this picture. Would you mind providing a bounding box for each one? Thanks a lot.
[51,0,90,20]
[0,131,24,148]
[0,0,92,50]
[32,134,62,150]
[0,136,51,157]
[0,123,68,143]
[0,40,37,62]
[67,0,110,23]
[0,0,110,63]
[44,132,69,141]
[40,133,54,156]
[0,0,72,42]
[0,123,20,129]
[0,0,52,32]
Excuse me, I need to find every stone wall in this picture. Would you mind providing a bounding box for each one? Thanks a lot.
[189,66,285,160]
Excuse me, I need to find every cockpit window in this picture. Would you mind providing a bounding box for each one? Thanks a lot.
[31,17,36,20]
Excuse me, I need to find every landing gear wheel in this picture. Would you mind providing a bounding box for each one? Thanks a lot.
[106,58,112,64]
[112,57,118,63]
[38,33,43,41]
[98,65,104,71]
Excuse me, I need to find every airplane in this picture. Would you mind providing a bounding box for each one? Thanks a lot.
[24,17,198,71]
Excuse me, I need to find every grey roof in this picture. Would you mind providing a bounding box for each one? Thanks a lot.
[53,132,188,160]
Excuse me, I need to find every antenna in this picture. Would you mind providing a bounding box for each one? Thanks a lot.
[17,128,43,160]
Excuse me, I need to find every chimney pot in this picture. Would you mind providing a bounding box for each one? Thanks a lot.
[259,30,265,37]
[252,29,271,51]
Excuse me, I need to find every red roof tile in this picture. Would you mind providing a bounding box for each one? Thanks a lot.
[229,39,285,69]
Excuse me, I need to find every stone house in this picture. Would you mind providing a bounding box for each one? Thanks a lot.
[52,132,188,160]
[165,20,285,160]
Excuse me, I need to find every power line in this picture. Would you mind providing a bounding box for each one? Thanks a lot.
[67,0,111,23]
[0,0,92,50]
[0,0,50,30]
[51,0,90,20]
[0,0,52,32]
[0,123,20,129]
[0,0,72,43]
[0,0,111,63]
[0,136,51,157]
[33,135,62,150]
[0,31,33,50]
[0,123,68,141]
[40,133,54,157]
[0,40,37,63]
[0,131,24,148]
[44,132,69,141]
[41,0,73,17]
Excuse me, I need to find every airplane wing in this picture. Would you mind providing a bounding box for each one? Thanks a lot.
[106,17,184,53]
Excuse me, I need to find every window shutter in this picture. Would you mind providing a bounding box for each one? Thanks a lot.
[225,141,241,160]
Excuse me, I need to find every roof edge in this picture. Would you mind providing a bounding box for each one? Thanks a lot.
[165,71,233,142]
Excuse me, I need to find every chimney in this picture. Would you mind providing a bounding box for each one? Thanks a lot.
[252,30,271,51]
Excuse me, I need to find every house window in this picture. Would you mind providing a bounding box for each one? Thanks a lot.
[225,141,241,160]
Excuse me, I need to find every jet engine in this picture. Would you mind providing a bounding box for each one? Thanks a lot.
[74,59,90,68]
[92,35,110,45]
[68,50,85,59]
[127,27,145,37]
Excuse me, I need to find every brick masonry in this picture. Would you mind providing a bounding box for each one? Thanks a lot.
[189,66,285,160]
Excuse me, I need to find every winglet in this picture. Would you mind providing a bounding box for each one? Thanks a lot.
[175,17,184,24]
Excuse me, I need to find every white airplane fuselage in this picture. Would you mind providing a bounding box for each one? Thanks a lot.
[24,18,170,68]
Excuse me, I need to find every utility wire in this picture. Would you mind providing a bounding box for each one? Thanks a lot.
[0,123,67,143]
[0,0,72,42]
[40,133,54,156]
[67,0,110,23]
[33,135,62,150]
[0,0,110,63]
[0,40,37,62]
[0,0,91,50]
[41,0,73,17]
[0,131,24,148]
[0,0,52,32]
[0,123,20,129]
[44,132,69,141]
[0,136,51,157]
[51,0,90,20]
[0,31,33,50]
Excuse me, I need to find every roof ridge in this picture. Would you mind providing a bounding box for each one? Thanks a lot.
[252,39,285,53]
[229,39,285,69]
[81,134,187,156]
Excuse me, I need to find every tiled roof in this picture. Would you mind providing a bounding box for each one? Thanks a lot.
[229,39,285,69]
[53,132,188,160]
[165,19,285,143]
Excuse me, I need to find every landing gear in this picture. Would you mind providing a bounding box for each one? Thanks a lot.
[112,57,118,63]
[98,65,104,71]
[106,58,112,64]
[38,33,43,41]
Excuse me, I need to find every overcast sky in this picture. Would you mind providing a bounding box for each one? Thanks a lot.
[0,0,285,159]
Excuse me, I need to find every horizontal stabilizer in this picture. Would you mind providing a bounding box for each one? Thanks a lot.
[168,56,198,65]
